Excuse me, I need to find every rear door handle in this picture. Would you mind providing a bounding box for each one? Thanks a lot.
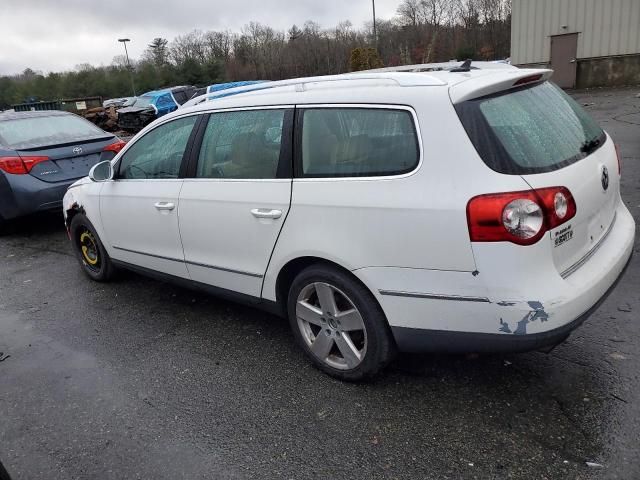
[154,202,175,211]
[251,208,282,219]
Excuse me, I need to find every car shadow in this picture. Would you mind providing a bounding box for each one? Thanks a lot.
[108,269,614,471]
[1,242,616,477]
[1,212,66,237]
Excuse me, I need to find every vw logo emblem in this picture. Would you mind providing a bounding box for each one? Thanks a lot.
[72,146,83,155]
[601,166,609,191]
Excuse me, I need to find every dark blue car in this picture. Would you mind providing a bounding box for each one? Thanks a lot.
[0,110,124,232]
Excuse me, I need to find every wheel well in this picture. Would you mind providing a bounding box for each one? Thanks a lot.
[275,257,396,348]
[275,256,377,311]
[65,204,85,231]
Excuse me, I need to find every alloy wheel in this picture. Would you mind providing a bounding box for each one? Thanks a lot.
[295,282,367,370]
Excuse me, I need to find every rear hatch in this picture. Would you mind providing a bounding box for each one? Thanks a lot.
[455,78,620,276]
[522,137,618,277]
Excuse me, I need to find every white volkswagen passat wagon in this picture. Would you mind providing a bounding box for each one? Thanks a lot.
[63,67,635,380]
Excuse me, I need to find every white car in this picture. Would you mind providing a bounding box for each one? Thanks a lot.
[63,66,635,380]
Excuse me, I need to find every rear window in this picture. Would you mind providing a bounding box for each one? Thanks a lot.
[299,108,419,177]
[456,81,605,174]
[0,114,108,149]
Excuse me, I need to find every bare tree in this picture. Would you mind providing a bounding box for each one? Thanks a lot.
[0,1,513,108]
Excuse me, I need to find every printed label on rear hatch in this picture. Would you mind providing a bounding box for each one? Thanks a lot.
[554,224,574,248]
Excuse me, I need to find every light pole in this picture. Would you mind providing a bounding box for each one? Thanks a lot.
[372,0,377,51]
[118,38,137,97]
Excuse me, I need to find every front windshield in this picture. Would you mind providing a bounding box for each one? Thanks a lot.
[132,96,154,108]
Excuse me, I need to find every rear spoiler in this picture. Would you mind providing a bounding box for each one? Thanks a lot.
[449,69,554,104]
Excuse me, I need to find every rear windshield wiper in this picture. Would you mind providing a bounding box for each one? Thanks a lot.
[580,135,602,154]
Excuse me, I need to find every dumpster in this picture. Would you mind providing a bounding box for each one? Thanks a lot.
[12,96,103,114]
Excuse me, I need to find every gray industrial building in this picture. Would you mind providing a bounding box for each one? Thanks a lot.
[511,0,640,88]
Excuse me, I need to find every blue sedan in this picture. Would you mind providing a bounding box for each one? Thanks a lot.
[0,110,124,232]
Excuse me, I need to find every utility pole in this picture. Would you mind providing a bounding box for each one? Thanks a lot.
[372,0,378,50]
[118,38,137,97]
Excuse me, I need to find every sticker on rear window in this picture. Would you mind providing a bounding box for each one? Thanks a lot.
[554,224,574,247]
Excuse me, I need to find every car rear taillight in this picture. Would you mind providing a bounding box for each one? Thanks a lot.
[467,187,577,246]
[103,139,126,154]
[0,156,50,175]
[615,144,622,175]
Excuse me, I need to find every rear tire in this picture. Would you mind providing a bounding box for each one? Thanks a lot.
[287,264,395,381]
[69,214,115,282]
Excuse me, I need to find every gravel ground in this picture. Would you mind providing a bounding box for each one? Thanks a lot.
[1,87,639,480]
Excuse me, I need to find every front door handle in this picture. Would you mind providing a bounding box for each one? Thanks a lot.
[154,202,175,211]
[251,208,282,219]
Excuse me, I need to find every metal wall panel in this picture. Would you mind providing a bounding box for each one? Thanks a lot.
[511,0,640,65]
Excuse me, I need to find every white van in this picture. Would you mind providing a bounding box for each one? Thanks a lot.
[63,66,635,380]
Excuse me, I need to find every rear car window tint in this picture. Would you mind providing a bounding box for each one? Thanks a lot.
[456,81,605,175]
[300,108,419,178]
[118,115,197,179]
[0,114,107,149]
[196,109,285,180]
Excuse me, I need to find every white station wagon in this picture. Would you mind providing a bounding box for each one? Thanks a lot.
[63,65,635,380]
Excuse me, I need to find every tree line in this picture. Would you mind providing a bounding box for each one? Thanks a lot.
[0,0,511,109]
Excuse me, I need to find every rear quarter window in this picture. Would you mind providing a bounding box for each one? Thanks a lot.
[456,81,605,175]
[299,107,419,178]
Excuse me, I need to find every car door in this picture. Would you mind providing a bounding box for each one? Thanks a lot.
[178,107,293,298]
[99,114,200,278]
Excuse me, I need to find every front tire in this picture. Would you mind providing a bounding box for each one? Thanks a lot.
[287,264,395,381]
[69,214,115,282]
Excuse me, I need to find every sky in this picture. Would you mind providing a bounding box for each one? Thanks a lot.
[0,0,401,75]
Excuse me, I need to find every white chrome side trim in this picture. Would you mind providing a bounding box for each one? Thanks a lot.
[379,290,491,303]
[112,246,263,278]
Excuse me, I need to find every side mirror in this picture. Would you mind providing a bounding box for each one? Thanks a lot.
[89,160,113,182]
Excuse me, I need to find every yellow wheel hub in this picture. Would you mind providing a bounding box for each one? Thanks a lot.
[80,231,99,266]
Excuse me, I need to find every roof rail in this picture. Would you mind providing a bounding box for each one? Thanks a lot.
[180,72,446,109]
[358,60,517,74]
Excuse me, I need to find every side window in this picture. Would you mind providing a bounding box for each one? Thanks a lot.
[300,108,419,177]
[196,109,285,179]
[117,116,197,179]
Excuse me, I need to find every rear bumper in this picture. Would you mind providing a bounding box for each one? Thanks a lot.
[391,250,633,353]
[0,172,76,221]
[355,200,636,353]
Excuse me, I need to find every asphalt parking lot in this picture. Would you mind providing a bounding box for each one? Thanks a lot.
[1,87,639,480]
